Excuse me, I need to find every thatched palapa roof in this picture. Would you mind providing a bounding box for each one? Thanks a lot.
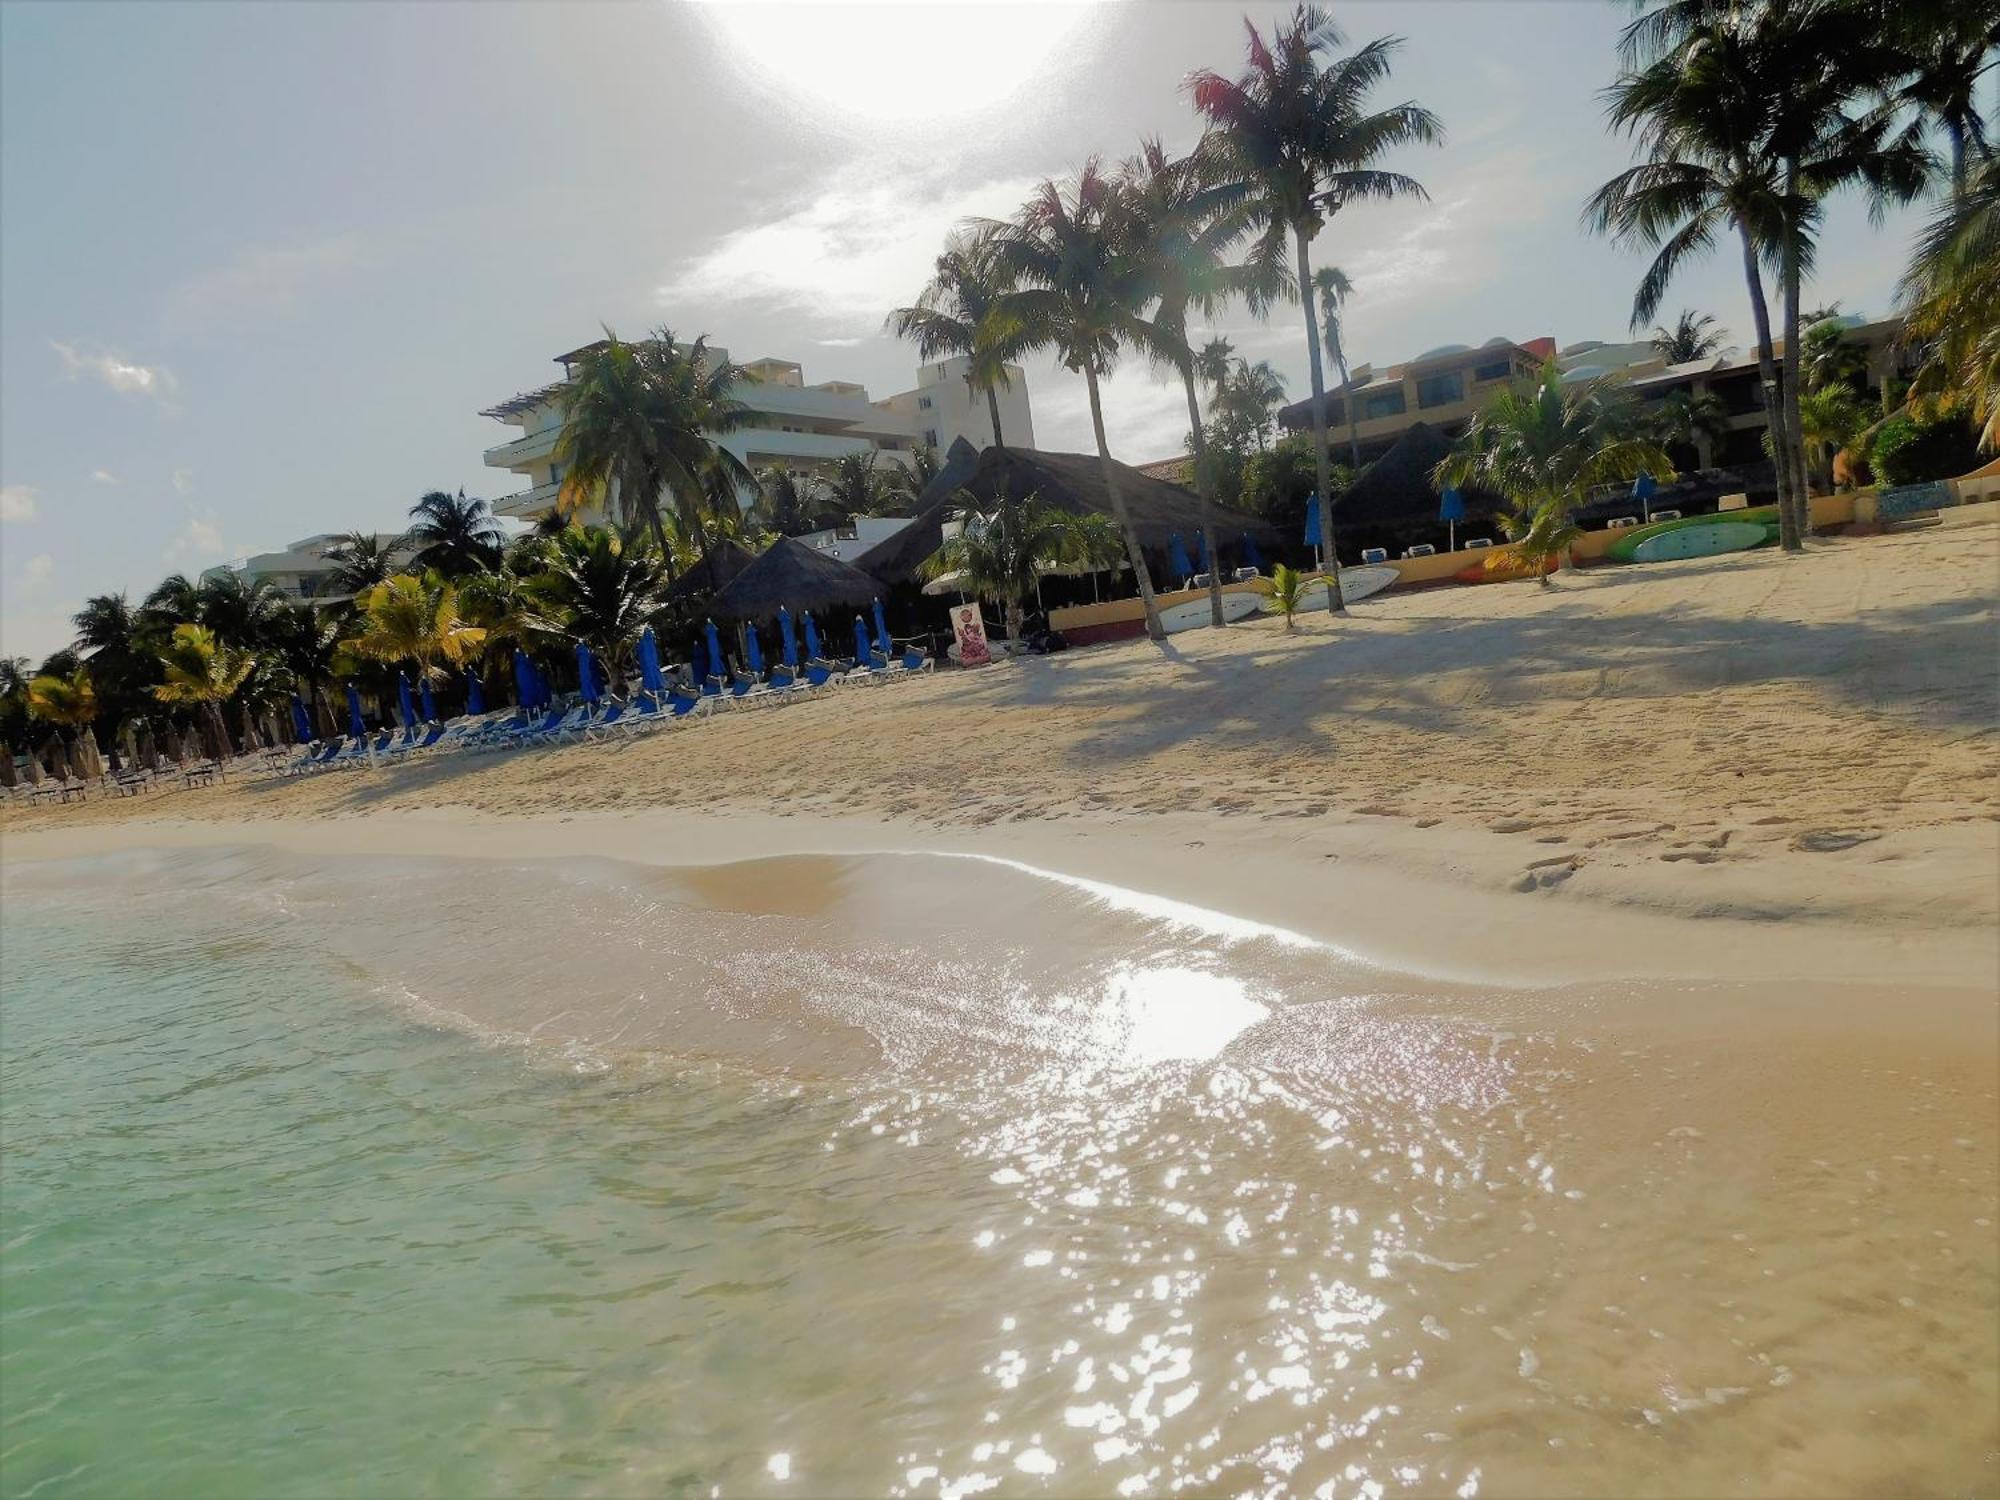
[714,536,881,619]
[665,538,757,603]
[854,446,1286,586]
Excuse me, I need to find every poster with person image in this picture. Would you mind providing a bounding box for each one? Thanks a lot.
[952,605,991,667]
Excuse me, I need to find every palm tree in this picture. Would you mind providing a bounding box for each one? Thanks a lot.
[265,604,345,736]
[1793,383,1867,491]
[341,574,487,683]
[1264,562,1309,629]
[321,532,396,595]
[1800,318,1869,393]
[1899,152,1999,448]
[818,450,896,518]
[1890,0,2000,196]
[920,493,1071,641]
[189,572,291,648]
[1047,508,1127,602]
[27,666,99,771]
[525,526,671,677]
[887,231,1022,448]
[1119,136,1283,628]
[980,163,1170,640]
[140,572,203,625]
[152,624,253,761]
[1218,358,1288,452]
[1190,2,1443,612]
[555,329,756,561]
[1195,336,1236,394]
[1434,360,1674,584]
[1648,386,1731,467]
[749,466,818,536]
[71,591,156,728]
[1312,265,1365,470]
[880,442,945,514]
[1650,309,1727,361]
[403,489,504,577]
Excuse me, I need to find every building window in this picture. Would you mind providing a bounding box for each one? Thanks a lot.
[924,429,938,447]
[1415,372,1464,409]
[1472,360,1510,382]
[1361,389,1407,421]
[918,395,933,410]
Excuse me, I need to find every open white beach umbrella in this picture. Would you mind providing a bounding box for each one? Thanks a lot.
[921,569,971,596]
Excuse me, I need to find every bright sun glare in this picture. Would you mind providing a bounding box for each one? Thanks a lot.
[690,0,1115,126]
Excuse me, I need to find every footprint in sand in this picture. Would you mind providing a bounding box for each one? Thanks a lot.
[1490,818,1537,834]
[1660,848,1721,864]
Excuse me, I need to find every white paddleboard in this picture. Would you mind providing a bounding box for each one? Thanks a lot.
[1285,566,1400,612]
[1159,590,1263,633]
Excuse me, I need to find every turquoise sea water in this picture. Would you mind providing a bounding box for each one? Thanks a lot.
[3,845,1994,1499]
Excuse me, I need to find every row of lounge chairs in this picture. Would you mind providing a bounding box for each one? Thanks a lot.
[284,645,935,776]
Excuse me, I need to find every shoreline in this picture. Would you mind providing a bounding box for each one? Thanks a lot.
[6,802,1993,991]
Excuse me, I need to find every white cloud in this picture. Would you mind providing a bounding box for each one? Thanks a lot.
[164,506,233,565]
[168,233,372,327]
[22,553,54,585]
[171,467,195,495]
[89,469,119,485]
[50,341,179,406]
[0,485,39,523]
[657,163,1037,328]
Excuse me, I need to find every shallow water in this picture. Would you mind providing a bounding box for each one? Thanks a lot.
[1,846,1994,1498]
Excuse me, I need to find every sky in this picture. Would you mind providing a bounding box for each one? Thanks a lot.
[0,0,1934,665]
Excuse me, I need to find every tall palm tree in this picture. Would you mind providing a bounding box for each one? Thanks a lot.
[1120,135,1285,627]
[880,441,945,513]
[525,526,671,677]
[1800,318,1869,392]
[190,572,292,648]
[1889,0,2000,196]
[1434,360,1674,585]
[818,450,895,518]
[920,494,1071,641]
[1312,265,1365,470]
[1190,3,1443,613]
[1195,336,1236,394]
[555,329,756,561]
[71,591,155,729]
[1648,386,1732,467]
[979,163,1170,640]
[341,575,487,683]
[321,532,396,596]
[1219,358,1288,452]
[887,231,1022,448]
[265,604,345,736]
[749,466,818,536]
[1586,21,1803,547]
[140,572,203,625]
[403,489,504,577]
[1900,152,2000,447]
[152,624,253,761]
[1048,508,1128,602]
[1650,309,1728,361]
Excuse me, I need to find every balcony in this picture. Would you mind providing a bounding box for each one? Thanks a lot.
[723,428,904,465]
[483,426,559,469]
[494,480,562,518]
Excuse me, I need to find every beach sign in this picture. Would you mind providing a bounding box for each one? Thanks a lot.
[953,604,991,667]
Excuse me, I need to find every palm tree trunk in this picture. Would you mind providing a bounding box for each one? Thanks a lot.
[1738,224,1800,552]
[1083,366,1163,642]
[1336,352,1362,472]
[985,385,1007,449]
[1779,162,1811,548]
[1180,359,1228,629]
[1294,224,1347,614]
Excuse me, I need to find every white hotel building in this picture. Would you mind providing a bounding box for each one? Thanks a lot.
[479,342,1035,523]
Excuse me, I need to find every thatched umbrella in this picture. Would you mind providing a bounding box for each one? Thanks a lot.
[714,536,882,621]
[664,539,758,607]
[162,725,185,764]
[20,744,40,785]
[239,705,263,753]
[78,732,105,780]
[0,742,15,789]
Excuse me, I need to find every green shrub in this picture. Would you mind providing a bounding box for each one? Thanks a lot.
[1871,407,1982,487]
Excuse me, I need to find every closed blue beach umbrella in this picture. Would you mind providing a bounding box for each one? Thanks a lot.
[420,676,437,724]
[1241,531,1264,572]
[778,605,799,668]
[532,659,551,710]
[1439,486,1466,552]
[345,682,366,738]
[1198,531,1213,574]
[290,694,313,744]
[853,615,871,662]
[465,669,486,715]
[1303,494,1323,548]
[575,640,600,704]
[744,623,764,676]
[1168,532,1194,579]
[804,612,822,661]
[1631,470,1658,519]
[512,649,534,710]
[397,672,416,730]
[639,626,666,698]
[872,598,892,655]
[703,618,724,680]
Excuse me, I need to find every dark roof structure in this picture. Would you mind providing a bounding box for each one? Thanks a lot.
[665,538,757,603]
[854,446,1287,586]
[713,536,882,620]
